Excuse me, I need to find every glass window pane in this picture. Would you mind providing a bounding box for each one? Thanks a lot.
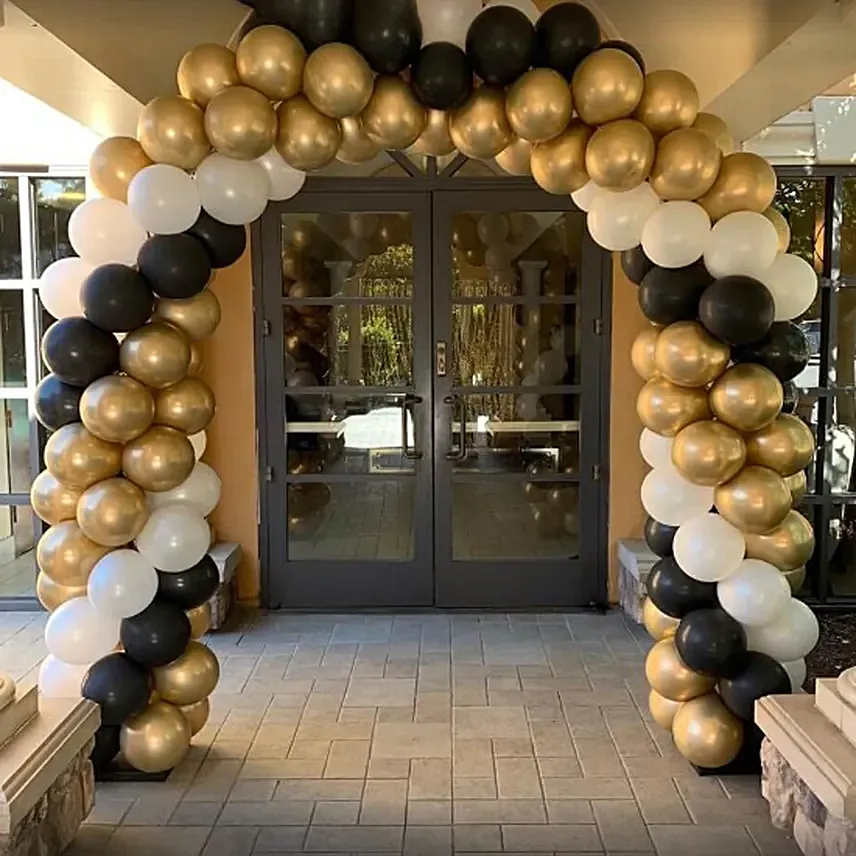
[33,177,86,276]
[0,179,22,279]
[774,178,825,271]
[0,399,33,493]
[0,506,36,598]
[312,152,410,178]
[843,179,856,282]
[828,503,856,596]
[0,292,27,388]
[825,392,856,494]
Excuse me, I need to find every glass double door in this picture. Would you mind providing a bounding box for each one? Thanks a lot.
[259,189,608,608]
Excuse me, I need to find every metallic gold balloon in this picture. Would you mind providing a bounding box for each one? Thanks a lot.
[654,321,729,387]
[645,638,715,702]
[744,510,815,571]
[414,110,456,157]
[120,701,191,774]
[275,94,342,171]
[122,426,195,492]
[763,206,791,254]
[746,414,815,477]
[650,128,721,201]
[204,86,278,161]
[783,565,806,595]
[30,470,82,526]
[636,377,711,438]
[188,343,205,377]
[187,603,211,639]
[671,421,747,487]
[236,24,306,101]
[76,478,149,548]
[699,152,777,221]
[44,424,122,491]
[89,137,153,203]
[714,465,792,534]
[449,87,512,160]
[649,689,683,730]
[154,290,222,342]
[672,694,743,769]
[36,521,109,587]
[692,112,735,156]
[634,70,699,135]
[137,96,210,170]
[506,68,572,144]
[572,48,644,126]
[304,43,374,119]
[709,364,783,433]
[785,470,807,507]
[152,641,220,706]
[495,137,532,175]
[80,376,155,445]
[154,377,216,435]
[120,322,192,390]
[180,697,210,737]
[362,76,427,152]
[337,116,382,164]
[177,43,240,107]
[585,119,655,192]
[643,597,679,642]
[630,327,660,381]
[36,573,86,612]
[531,122,592,194]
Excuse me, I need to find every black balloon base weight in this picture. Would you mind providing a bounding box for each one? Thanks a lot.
[95,761,171,783]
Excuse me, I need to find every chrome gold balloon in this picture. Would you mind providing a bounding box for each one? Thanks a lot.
[636,376,711,437]
[204,85,278,161]
[654,321,729,387]
[120,701,191,774]
[122,426,195,492]
[36,521,109,587]
[531,122,592,194]
[188,342,205,377]
[763,206,791,254]
[785,470,807,507]
[743,509,815,570]
[634,70,699,135]
[643,597,680,642]
[236,24,306,101]
[36,572,86,612]
[699,152,777,221]
[572,48,644,126]
[30,470,82,526]
[76,477,149,548]
[154,289,221,341]
[414,110,456,157]
[714,465,792,534]
[275,94,342,171]
[80,375,155,445]
[187,603,211,639]
[137,96,210,170]
[495,136,532,176]
[506,68,572,144]
[709,364,783,433]
[645,638,715,702]
[154,377,216,435]
[44,424,122,491]
[692,112,735,155]
[649,689,683,730]
[120,322,192,390]
[362,76,427,152]
[630,327,660,381]
[180,697,210,737]
[650,128,721,201]
[585,119,655,192]
[449,87,512,160]
[89,137,153,203]
[177,43,240,108]
[671,694,743,769]
[671,421,746,487]
[337,117,381,164]
[783,565,806,595]
[152,641,220,706]
[304,43,374,119]
[745,414,815,477]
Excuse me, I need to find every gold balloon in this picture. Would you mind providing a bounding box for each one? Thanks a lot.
[449,87,512,160]
[180,698,210,737]
[120,701,191,774]
[630,327,660,381]
[672,694,743,769]
[337,116,381,164]
[693,112,735,156]
[746,414,815,477]
[709,364,783,433]
[137,96,210,170]
[699,152,777,221]
[154,377,216,435]
[636,376,711,438]
[36,521,109,587]
[275,95,342,171]
[649,689,683,730]
[122,426,195,492]
[236,24,306,101]
[654,321,729,387]
[643,597,679,641]
[783,566,806,595]
[763,207,791,254]
[744,510,815,571]
[785,470,807,507]
[187,603,211,639]
[671,421,746,487]
[304,43,374,119]
[506,68,572,144]
[531,122,592,194]
[153,641,220,706]
[650,128,721,201]
[36,573,86,612]
[572,48,644,126]
[89,137,153,203]
[204,86,278,161]
[714,465,792,534]
[645,638,715,702]
[76,478,149,548]
[154,289,222,342]
[120,322,192,390]
[80,376,155,445]
[44,424,122,491]
[188,342,205,377]
[634,70,699,135]
[585,119,655,192]
[414,110,456,157]
[362,76,427,152]
[30,470,82,526]
[495,137,532,176]
[177,43,240,107]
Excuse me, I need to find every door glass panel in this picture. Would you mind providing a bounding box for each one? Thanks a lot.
[33,177,86,276]
[0,179,22,279]
[0,508,36,597]
[0,292,26,388]
[774,178,825,271]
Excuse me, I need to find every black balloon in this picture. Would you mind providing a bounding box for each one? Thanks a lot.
[638,262,712,325]
[534,1,601,80]
[82,653,151,727]
[251,0,353,50]
[699,275,774,346]
[137,234,212,300]
[647,557,718,618]
[621,246,655,286]
[718,651,792,721]
[187,211,247,269]
[34,374,84,431]
[121,600,191,668]
[782,380,800,414]
[466,6,535,87]
[90,725,121,772]
[732,322,810,382]
[599,39,645,74]
[156,555,220,610]
[644,516,678,558]
[353,0,421,74]
[41,317,120,387]
[81,264,155,333]
[675,608,748,678]
[412,42,474,111]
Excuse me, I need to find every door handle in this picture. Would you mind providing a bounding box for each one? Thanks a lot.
[444,395,468,461]
[401,393,423,460]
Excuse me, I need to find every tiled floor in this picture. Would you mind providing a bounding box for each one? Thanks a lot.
[0,610,799,855]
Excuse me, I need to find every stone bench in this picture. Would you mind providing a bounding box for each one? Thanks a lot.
[617,539,658,624]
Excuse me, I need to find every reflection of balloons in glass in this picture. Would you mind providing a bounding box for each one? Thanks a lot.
[45,597,120,666]
[69,198,147,266]
[478,213,511,246]
[673,513,745,583]
[88,550,159,619]
[534,349,567,384]
[39,257,92,319]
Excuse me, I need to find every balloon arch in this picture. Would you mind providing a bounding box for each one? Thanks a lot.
[32,0,818,775]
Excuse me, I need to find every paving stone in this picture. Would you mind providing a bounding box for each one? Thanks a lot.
[500,823,602,851]
[453,799,547,824]
[454,707,529,739]
[360,779,408,825]
[495,758,542,799]
[311,801,360,825]
[593,799,653,851]
[409,758,452,800]
[647,824,761,855]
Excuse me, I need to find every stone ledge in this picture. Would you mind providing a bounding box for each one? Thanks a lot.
[0,687,37,749]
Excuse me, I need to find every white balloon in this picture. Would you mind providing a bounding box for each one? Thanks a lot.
[534,349,568,384]
[256,148,305,201]
[128,164,201,235]
[478,213,511,246]
[195,154,270,226]
[760,253,818,321]
[45,597,120,666]
[587,183,661,252]
[703,211,779,280]
[189,431,207,460]
[782,658,807,693]
[642,201,711,269]
[641,467,715,527]
[38,655,89,698]
[517,393,539,421]
[571,181,604,213]
[68,198,147,266]
[147,462,222,517]
[716,558,791,627]
[485,0,540,22]
[87,550,158,619]
[135,504,211,572]
[673,513,745,582]
[639,429,673,469]
[485,244,514,270]
[39,257,92,319]
[746,598,819,663]
[418,0,482,47]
